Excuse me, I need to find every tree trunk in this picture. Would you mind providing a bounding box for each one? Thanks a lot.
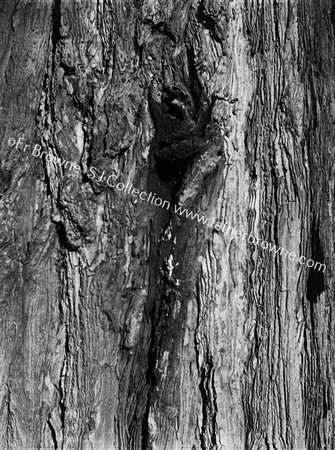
[0,0,334,449]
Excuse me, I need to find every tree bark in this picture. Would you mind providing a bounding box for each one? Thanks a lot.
[0,0,334,449]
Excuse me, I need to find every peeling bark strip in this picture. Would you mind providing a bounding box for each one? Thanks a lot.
[0,0,334,449]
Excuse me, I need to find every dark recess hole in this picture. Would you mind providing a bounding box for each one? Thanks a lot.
[154,156,188,182]
[306,219,325,303]
[51,0,62,51]
[55,222,78,251]
[166,104,184,121]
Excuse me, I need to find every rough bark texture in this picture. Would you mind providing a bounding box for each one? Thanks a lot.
[0,0,334,449]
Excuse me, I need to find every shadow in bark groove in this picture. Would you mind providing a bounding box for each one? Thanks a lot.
[196,1,225,45]
[331,0,335,35]
[306,219,325,304]
[51,0,62,52]
[198,355,218,449]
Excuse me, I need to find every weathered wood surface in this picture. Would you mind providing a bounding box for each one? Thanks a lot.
[0,0,334,449]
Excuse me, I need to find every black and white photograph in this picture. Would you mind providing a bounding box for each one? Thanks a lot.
[0,0,332,449]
